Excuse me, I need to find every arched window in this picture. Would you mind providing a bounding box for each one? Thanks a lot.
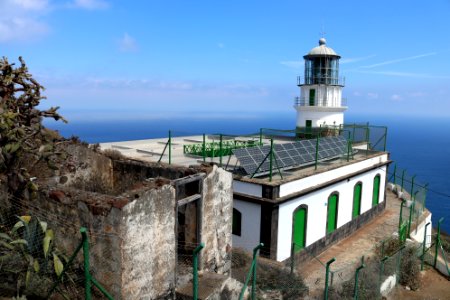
[292,205,308,252]
[372,174,381,207]
[327,192,339,234]
[353,182,362,219]
[232,208,242,236]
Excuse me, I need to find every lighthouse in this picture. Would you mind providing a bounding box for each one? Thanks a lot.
[294,38,347,135]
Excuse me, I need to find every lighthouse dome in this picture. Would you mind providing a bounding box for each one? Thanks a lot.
[305,38,340,57]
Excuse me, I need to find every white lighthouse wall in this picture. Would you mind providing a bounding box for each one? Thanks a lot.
[232,199,261,251]
[276,166,387,261]
[296,110,344,128]
[300,85,343,107]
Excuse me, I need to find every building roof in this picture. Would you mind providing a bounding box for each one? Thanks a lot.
[305,38,340,58]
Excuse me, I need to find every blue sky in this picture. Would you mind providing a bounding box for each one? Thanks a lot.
[2,0,450,121]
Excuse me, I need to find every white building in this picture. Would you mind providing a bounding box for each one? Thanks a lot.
[100,39,391,264]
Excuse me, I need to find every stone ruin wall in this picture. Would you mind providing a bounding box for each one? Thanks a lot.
[1,150,233,299]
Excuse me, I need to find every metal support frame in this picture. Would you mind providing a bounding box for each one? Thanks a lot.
[434,217,444,268]
[353,263,365,300]
[407,200,415,237]
[315,132,320,170]
[398,199,406,231]
[239,243,264,300]
[421,222,431,271]
[48,227,114,299]
[324,258,336,300]
[193,243,205,300]
[202,134,206,162]
[169,130,172,165]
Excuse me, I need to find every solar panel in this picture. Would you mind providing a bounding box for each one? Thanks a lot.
[232,135,349,176]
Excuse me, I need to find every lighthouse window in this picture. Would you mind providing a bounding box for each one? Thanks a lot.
[232,208,242,236]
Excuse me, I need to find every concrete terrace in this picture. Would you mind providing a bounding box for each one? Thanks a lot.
[100,135,387,185]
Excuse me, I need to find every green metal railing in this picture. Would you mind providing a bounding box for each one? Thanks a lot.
[47,227,114,299]
[192,243,205,300]
[239,243,264,300]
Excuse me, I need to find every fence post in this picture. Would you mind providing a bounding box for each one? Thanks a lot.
[353,263,365,300]
[392,164,397,185]
[383,126,388,151]
[269,139,274,182]
[378,256,388,299]
[421,222,431,271]
[193,243,205,300]
[324,258,336,300]
[407,201,415,237]
[168,130,172,165]
[80,227,92,300]
[401,170,406,192]
[252,243,264,300]
[315,132,320,169]
[202,133,206,162]
[398,199,406,233]
[259,128,263,145]
[219,134,223,167]
[434,217,444,268]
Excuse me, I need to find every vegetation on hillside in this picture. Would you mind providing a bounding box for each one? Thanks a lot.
[0,57,66,201]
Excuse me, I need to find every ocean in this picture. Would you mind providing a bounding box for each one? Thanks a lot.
[44,112,450,233]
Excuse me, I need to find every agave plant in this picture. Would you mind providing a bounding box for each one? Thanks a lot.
[0,215,67,296]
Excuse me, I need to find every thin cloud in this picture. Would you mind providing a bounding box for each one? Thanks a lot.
[0,0,50,43]
[340,54,376,64]
[69,0,109,10]
[367,93,379,99]
[355,70,450,79]
[390,94,403,101]
[217,42,225,48]
[360,52,436,69]
[118,33,138,52]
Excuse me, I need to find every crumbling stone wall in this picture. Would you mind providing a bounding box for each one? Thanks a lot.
[121,185,176,299]
[201,166,233,275]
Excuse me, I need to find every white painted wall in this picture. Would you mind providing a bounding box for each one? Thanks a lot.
[279,154,389,198]
[233,180,262,197]
[232,199,261,252]
[295,110,344,128]
[276,166,387,261]
[409,213,432,247]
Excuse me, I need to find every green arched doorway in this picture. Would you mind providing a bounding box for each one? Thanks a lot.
[372,175,381,207]
[293,206,307,252]
[327,193,339,234]
[353,182,362,219]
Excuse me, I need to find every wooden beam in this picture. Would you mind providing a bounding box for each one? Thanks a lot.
[177,194,201,206]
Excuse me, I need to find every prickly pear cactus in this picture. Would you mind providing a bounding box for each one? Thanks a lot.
[0,57,67,200]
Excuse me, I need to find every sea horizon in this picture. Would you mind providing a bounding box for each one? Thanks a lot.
[44,112,450,233]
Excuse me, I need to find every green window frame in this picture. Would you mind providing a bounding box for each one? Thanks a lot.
[326,192,339,234]
[292,205,308,252]
[372,174,381,207]
[352,182,362,219]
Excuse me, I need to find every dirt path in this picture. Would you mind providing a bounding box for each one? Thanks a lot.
[298,188,407,295]
[388,267,450,300]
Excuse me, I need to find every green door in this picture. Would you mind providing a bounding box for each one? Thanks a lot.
[352,183,362,219]
[309,89,315,106]
[305,120,312,137]
[293,208,307,252]
[372,175,380,206]
[327,194,338,234]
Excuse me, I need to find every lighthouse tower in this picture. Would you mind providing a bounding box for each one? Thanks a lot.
[294,38,347,134]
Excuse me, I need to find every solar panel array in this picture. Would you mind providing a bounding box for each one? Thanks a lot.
[233,136,348,176]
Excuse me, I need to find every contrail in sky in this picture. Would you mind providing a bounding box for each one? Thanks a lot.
[360,52,436,68]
